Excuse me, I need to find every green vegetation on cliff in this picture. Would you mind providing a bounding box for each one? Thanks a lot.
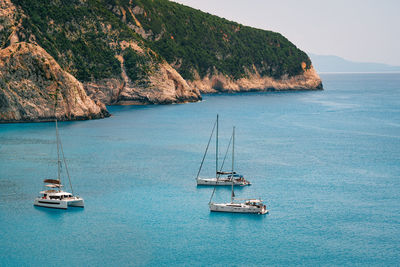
[123,47,161,85]
[10,0,312,82]
[128,0,311,80]
[13,0,139,81]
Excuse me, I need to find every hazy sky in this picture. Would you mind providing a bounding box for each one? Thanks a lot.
[173,0,400,66]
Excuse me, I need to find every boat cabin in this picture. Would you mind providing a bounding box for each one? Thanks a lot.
[228,173,244,179]
[218,171,244,180]
[245,199,266,208]
[39,190,73,200]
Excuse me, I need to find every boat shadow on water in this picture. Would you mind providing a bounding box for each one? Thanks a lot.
[208,210,268,220]
[33,205,84,215]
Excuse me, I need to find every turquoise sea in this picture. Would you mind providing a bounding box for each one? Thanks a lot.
[0,73,399,266]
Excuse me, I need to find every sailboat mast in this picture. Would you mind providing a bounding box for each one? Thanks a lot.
[231,126,235,203]
[56,118,61,186]
[216,114,219,179]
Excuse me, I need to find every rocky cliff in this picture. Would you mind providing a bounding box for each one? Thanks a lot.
[123,0,323,91]
[0,0,322,122]
[84,41,200,105]
[190,65,322,93]
[0,42,109,122]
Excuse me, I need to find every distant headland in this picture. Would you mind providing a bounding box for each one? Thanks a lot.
[309,53,400,73]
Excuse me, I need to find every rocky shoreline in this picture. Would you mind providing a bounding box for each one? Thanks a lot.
[0,0,324,123]
[190,66,323,94]
[0,44,322,124]
[0,43,322,123]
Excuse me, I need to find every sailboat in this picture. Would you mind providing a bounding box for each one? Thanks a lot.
[33,118,84,209]
[196,115,250,186]
[209,127,268,214]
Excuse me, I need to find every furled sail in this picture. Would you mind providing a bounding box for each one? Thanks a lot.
[217,171,236,175]
[43,179,60,184]
[45,184,63,188]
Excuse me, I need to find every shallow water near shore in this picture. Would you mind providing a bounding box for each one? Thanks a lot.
[1,73,399,266]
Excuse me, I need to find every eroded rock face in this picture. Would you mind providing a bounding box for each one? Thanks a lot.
[115,61,201,105]
[0,0,20,47]
[85,64,201,105]
[0,1,322,123]
[84,78,123,105]
[84,41,201,105]
[0,42,109,122]
[189,66,323,94]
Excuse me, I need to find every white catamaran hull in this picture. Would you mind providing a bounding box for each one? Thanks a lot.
[197,178,250,186]
[34,197,84,209]
[209,203,268,214]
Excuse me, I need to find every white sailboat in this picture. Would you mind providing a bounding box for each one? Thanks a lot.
[196,115,250,186]
[209,127,268,214]
[34,119,84,209]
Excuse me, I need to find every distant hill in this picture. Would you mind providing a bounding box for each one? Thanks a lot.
[309,54,400,73]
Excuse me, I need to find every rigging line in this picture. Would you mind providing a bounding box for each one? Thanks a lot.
[209,132,233,204]
[59,133,74,195]
[195,118,217,181]
[45,137,55,182]
[231,126,235,203]
[56,119,61,183]
[216,114,218,178]
[219,134,232,174]
[53,89,60,183]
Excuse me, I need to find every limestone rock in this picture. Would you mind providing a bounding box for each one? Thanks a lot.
[0,0,21,47]
[85,41,201,105]
[0,42,109,122]
[116,61,201,105]
[189,66,323,94]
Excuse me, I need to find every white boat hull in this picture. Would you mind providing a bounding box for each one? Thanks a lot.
[197,177,250,186]
[34,197,84,209]
[209,202,268,214]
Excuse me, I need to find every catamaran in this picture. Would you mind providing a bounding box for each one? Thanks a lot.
[34,118,84,209]
[196,115,250,186]
[209,127,268,214]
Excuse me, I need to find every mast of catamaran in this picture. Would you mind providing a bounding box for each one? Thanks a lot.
[59,122,75,196]
[231,126,235,203]
[216,114,218,180]
[55,114,61,189]
[53,100,74,195]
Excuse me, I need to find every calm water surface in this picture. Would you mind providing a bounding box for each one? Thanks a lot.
[0,73,399,266]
